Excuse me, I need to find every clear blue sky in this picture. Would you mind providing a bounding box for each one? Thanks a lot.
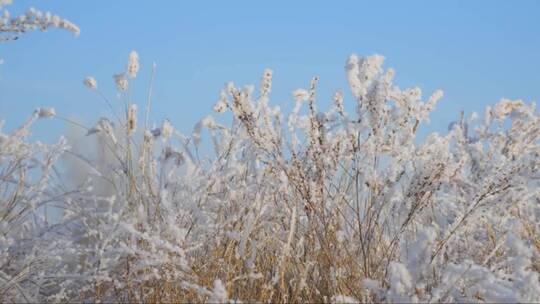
[1,0,539,141]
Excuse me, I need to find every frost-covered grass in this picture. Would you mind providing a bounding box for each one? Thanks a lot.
[1,2,540,303]
[1,50,539,303]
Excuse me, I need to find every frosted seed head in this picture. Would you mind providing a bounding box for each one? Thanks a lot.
[161,119,173,140]
[113,73,128,91]
[333,91,344,112]
[213,99,227,113]
[127,104,137,134]
[126,50,139,78]
[83,76,97,90]
[35,107,56,118]
[293,89,309,102]
[260,68,273,96]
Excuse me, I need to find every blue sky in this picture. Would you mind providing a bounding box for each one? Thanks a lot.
[1,0,539,141]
